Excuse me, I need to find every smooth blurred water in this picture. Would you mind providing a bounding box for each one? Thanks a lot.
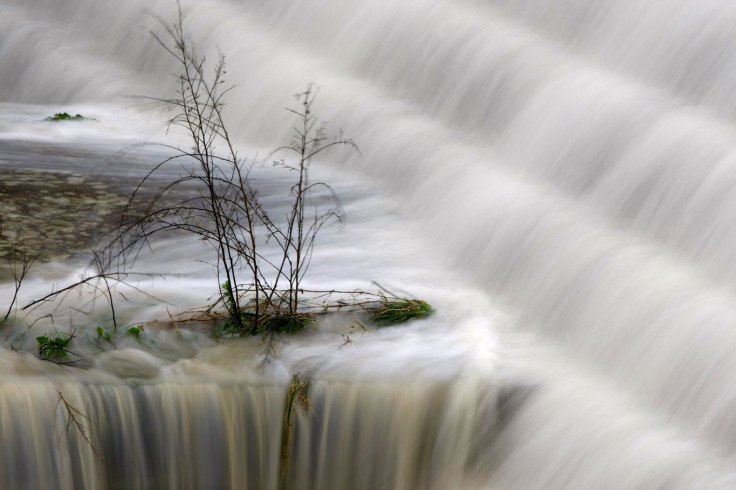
[3,0,736,488]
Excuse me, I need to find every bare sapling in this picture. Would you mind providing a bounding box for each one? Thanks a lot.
[118,6,357,335]
[264,84,358,321]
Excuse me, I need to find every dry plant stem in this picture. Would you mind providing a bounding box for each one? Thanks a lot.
[145,6,269,332]
[3,250,31,323]
[279,374,310,490]
[266,85,357,317]
[1,217,34,323]
[92,252,118,331]
[56,391,101,460]
[22,272,164,314]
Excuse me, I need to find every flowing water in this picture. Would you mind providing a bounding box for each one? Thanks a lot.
[2,0,736,488]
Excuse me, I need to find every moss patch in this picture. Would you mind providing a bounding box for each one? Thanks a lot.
[44,112,90,122]
[369,298,434,326]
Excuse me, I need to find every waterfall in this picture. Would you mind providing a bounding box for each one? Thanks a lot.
[0,369,495,489]
[3,0,736,488]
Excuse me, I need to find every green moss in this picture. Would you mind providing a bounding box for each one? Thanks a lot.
[215,311,313,337]
[260,313,313,334]
[44,112,88,121]
[216,282,314,336]
[369,298,434,326]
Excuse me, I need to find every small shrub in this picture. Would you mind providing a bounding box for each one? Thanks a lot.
[37,334,72,359]
[369,298,434,326]
[118,9,359,338]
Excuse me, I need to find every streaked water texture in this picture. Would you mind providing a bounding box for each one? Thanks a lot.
[2,0,736,488]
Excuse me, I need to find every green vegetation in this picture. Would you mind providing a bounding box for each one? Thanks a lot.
[96,327,113,341]
[44,112,87,121]
[261,313,313,334]
[369,297,434,326]
[126,326,142,340]
[217,282,314,336]
[36,334,72,360]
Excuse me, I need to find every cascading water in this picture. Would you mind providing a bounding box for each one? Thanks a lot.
[2,0,736,488]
